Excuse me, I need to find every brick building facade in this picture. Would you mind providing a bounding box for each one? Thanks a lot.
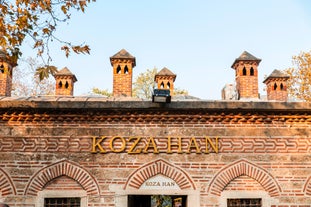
[0,49,310,207]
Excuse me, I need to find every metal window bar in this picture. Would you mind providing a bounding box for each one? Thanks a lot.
[44,197,81,207]
[227,198,262,207]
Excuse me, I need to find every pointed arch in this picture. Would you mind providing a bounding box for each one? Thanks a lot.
[208,159,281,197]
[0,168,16,196]
[273,83,277,90]
[58,81,63,88]
[24,159,100,196]
[250,67,254,76]
[116,65,121,74]
[242,67,247,76]
[124,159,196,190]
[124,65,129,74]
[280,83,284,90]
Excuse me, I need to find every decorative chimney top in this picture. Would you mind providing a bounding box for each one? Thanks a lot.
[53,67,77,96]
[231,51,261,100]
[263,69,289,101]
[109,49,136,97]
[154,67,176,95]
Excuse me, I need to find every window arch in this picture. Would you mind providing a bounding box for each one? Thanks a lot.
[160,82,164,88]
[280,83,284,90]
[58,81,63,88]
[167,82,171,89]
[242,67,247,76]
[250,67,254,76]
[116,65,121,74]
[273,83,277,90]
[65,81,69,89]
[124,65,129,74]
[0,64,4,73]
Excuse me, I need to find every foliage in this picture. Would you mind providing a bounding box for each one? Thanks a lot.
[0,0,95,79]
[12,57,55,96]
[133,68,158,99]
[284,51,311,101]
[174,87,188,96]
[91,87,112,97]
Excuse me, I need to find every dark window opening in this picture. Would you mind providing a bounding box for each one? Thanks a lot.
[128,195,187,207]
[250,67,254,76]
[65,81,69,89]
[58,81,63,88]
[167,82,171,89]
[44,197,81,207]
[280,83,284,90]
[160,82,164,89]
[0,64,4,73]
[227,198,262,207]
[242,67,247,76]
[116,65,121,74]
[273,83,277,90]
[124,65,129,74]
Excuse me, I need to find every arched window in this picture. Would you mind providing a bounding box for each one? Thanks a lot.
[0,64,4,73]
[167,82,171,89]
[58,81,63,88]
[242,67,247,76]
[273,83,277,90]
[250,67,254,76]
[160,82,164,89]
[280,83,284,90]
[65,81,69,89]
[124,65,129,74]
[116,65,121,74]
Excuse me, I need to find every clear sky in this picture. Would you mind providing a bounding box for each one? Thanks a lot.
[20,0,311,100]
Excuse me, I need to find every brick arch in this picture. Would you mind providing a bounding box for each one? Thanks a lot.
[303,176,311,196]
[208,159,281,197]
[0,168,16,196]
[24,159,100,196]
[124,159,196,190]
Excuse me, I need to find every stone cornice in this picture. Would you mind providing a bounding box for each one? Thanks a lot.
[0,97,310,111]
[0,101,310,124]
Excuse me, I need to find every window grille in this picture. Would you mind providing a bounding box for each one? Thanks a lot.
[44,197,81,207]
[227,198,261,207]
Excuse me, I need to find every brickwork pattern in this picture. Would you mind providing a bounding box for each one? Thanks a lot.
[125,159,195,190]
[208,159,281,197]
[24,159,100,196]
[0,106,311,206]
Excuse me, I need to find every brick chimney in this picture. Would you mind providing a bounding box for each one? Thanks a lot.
[231,51,261,100]
[53,67,77,96]
[154,67,176,95]
[0,50,17,97]
[263,69,289,101]
[110,49,136,97]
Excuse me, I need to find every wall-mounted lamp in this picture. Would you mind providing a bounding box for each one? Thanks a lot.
[152,89,171,103]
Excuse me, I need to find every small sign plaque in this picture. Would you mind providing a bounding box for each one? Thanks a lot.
[140,175,180,190]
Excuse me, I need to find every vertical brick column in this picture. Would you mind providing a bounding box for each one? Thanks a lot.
[110,49,136,97]
[263,69,289,101]
[231,51,261,100]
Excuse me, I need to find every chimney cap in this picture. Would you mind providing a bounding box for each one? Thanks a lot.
[54,67,77,82]
[110,49,136,67]
[231,51,261,68]
[263,69,289,83]
[154,67,176,81]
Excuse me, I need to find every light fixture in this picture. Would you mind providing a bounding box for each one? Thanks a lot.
[152,89,171,103]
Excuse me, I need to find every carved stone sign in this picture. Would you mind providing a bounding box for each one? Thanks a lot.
[140,175,180,190]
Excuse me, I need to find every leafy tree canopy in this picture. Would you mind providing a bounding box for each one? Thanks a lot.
[284,50,311,101]
[0,0,95,79]
[12,57,55,96]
